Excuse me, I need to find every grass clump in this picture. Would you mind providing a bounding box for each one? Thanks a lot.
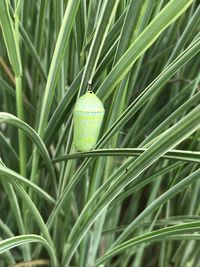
[0,0,200,266]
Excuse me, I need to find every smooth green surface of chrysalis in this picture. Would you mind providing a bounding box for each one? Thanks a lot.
[73,91,105,152]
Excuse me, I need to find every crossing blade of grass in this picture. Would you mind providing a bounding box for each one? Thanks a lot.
[37,0,80,137]
[44,69,83,145]
[78,0,120,96]
[0,77,35,112]
[0,243,15,266]
[29,0,81,199]
[110,162,184,207]
[110,167,200,247]
[97,0,193,100]
[102,216,200,233]
[0,77,16,97]
[0,235,57,267]
[99,9,126,61]
[0,162,56,260]
[166,4,200,65]
[52,148,200,164]
[112,0,142,64]
[0,131,19,165]
[0,219,16,265]
[18,18,47,81]
[130,80,197,147]
[0,112,55,185]
[141,90,200,146]
[0,219,14,238]
[0,0,27,178]
[0,165,55,205]
[95,221,200,265]
[0,0,22,76]
[1,178,28,260]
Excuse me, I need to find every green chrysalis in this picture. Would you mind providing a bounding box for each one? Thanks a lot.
[73,91,105,152]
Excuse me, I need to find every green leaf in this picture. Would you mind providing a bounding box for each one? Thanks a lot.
[0,235,57,267]
[95,221,200,265]
[0,0,22,76]
[53,148,200,164]
[79,0,120,95]
[0,112,55,181]
[38,0,80,138]
[97,0,193,100]
[0,165,55,205]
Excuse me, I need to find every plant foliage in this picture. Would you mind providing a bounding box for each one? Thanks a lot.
[0,0,199,266]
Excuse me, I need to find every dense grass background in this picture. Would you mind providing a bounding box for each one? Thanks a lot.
[0,0,200,266]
